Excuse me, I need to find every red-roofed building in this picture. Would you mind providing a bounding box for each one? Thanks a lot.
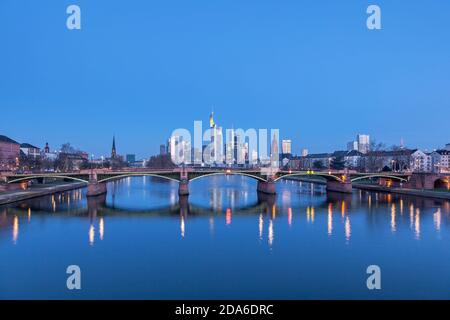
[0,135,20,170]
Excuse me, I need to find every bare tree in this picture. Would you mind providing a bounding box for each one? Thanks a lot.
[60,143,76,154]
[361,140,387,172]
[147,154,175,169]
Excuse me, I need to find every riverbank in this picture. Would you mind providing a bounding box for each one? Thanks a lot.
[0,182,86,206]
[353,183,450,200]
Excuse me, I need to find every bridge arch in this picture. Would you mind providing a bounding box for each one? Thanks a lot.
[433,177,449,190]
[188,172,267,183]
[273,172,344,183]
[97,173,180,184]
[7,175,89,184]
[350,174,408,183]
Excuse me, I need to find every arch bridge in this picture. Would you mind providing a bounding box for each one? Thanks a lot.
[1,168,446,197]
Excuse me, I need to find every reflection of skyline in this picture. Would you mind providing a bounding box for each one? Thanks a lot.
[268,220,274,247]
[205,176,251,210]
[1,178,450,247]
[99,217,105,240]
[415,208,421,240]
[12,215,18,244]
[328,203,333,236]
[434,208,441,232]
[391,203,396,233]
[180,215,185,238]
[345,216,351,243]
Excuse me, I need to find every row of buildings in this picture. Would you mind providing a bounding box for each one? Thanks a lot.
[0,135,92,171]
[0,134,148,172]
[164,120,449,173]
[287,145,450,173]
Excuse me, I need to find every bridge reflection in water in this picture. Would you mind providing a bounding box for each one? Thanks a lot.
[1,176,449,248]
[2,175,450,299]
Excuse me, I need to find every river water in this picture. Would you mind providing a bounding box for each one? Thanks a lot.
[1,176,449,299]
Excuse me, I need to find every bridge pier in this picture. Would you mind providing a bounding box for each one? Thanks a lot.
[178,181,189,196]
[179,195,189,216]
[326,180,353,194]
[86,171,107,197]
[257,192,276,207]
[87,182,107,197]
[257,181,276,195]
[87,193,106,217]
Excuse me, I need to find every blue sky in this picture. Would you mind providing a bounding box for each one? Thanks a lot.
[1,0,449,158]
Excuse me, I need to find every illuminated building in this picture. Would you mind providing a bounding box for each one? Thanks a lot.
[0,135,20,170]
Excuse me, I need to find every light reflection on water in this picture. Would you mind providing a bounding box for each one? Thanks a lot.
[1,175,450,299]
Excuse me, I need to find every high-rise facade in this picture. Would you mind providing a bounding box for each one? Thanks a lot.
[126,154,136,163]
[168,135,191,164]
[160,144,166,155]
[209,112,223,164]
[168,136,178,157]
[225,128,235,165]
[250,150,258,164]
[281,139,292,154]
[347,141,358,151]
[357,134,370,154]
[270,132,279,167]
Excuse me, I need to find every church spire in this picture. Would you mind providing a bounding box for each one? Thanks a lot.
[111,135,117,159]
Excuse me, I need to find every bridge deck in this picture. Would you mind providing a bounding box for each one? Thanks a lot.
[2,169,439,186]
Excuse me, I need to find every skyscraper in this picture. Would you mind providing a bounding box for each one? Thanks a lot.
[270,132,279,167]
[357,134,370,154]
[347,141,358,151]
[242,142,249,164]
[160,144,166,155]
[225,127,235,165]
[126,154,136,163]
[250,149,258,165]
[210,112,216,128]
[234,134,239,164]
[281,139,292,154]
[209,112,223,164]
[168,135,190,164]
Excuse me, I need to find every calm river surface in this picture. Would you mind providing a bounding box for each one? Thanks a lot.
[1,176,450,299]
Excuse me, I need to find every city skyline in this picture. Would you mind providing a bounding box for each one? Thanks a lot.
[0,123,447,161]
[2,1,450,304]
[1,1,450,158]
